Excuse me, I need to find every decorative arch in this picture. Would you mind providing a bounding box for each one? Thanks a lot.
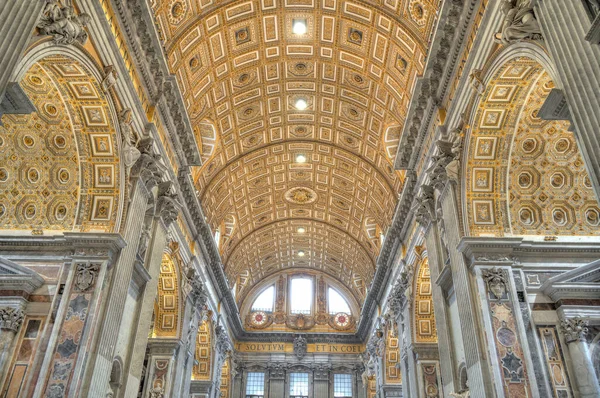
[153,250,182,338]
[463,54,600,236]
[1,50,123,233]
[193,317,212,381]
[412,256,437,343]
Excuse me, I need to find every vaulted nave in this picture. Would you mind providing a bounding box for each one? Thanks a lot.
[0,0,600,397]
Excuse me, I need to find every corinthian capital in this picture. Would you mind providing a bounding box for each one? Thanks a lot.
[0,307,25,332]
[156,181,181,227]
[560,316,589,343]
[413,185,435,226]
[130,138,165,189]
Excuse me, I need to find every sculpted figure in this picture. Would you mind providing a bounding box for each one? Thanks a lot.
[38,1,91,45]
[119,109,141,168]
[584,0,600,18]
[494,0,542,45]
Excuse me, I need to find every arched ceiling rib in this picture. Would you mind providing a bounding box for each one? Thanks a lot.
[150,0,441,301]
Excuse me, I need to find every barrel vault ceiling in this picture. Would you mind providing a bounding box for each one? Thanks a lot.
[150,0,441,302]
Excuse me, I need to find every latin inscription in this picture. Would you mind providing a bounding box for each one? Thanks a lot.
[234,342,363,354]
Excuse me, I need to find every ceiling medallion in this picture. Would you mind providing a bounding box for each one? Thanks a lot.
[235,27,251,45]
[284,187,317,205]
[348,28,363,45]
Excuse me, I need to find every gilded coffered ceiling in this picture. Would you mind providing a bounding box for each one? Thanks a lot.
[150,0,441,298]
[466,57,600,236]
[0,56,122,233]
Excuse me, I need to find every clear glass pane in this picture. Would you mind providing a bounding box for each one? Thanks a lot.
[289,373,309,396]
[290,278,312,314]
[334,374,353,397]
[245,372,265,396]
[328,287,351,314]
[251,286,274,312]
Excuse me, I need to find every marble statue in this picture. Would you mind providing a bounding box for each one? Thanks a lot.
[494,0,542,45]
[119,109,141,168]
[37,1,91,45]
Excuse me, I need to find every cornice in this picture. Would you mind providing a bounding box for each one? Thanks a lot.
[109,0,201,166]
[0,233,125,258]
[355,170,417,340]
[395,0,478,169]
[458,237,600,265]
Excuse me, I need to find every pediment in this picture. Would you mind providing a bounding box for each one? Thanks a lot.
[542,259,600,301]
[0,257,44,294]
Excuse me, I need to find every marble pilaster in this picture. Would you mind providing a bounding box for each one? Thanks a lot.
[268,363,286,398]
[83,177,154,396]
[33,234,125,398]
[141,338,181,397]
[313,364,330,398]
[438,183,495,397]
[0,1,44,102]
[122,214,170,397]
[423,223,457,396]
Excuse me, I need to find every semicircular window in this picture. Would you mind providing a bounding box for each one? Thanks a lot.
[251,286,274,312]
[328,287,351,314]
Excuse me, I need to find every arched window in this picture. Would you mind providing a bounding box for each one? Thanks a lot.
[290,277,312,314]
[251,286,274,312]
[328,287,351,314]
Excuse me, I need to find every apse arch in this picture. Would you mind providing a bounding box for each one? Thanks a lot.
[0,43,125,233]
[461,45,600,237]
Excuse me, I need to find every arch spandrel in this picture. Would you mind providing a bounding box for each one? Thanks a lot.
[464,56,600,237]
[149,0,441,299]
[0,55,122,233]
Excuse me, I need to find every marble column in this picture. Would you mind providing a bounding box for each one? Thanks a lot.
[535,0,600,200]
[313,365,330,398]
[0,307,25,384]
[560,316,600,398]
[0,1,44,102]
